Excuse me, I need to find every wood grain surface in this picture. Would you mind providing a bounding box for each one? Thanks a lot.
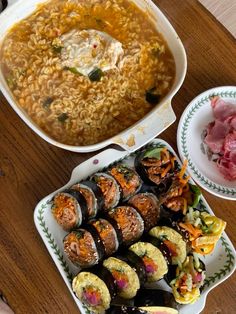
[0,0,236,313]
[200,0,236,38]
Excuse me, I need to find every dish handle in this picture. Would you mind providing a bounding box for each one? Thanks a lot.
[113,101,176,153]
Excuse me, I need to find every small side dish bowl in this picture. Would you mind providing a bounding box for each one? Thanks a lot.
[177,86,236,200]
[0,0,187,153]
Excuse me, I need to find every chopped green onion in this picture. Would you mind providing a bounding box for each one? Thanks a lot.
[6,77,16,89]
[88,67,103,82]
[52,45,63,53]
[64,67,83,75]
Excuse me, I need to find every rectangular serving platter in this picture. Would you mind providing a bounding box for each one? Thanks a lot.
[34,139,236,314]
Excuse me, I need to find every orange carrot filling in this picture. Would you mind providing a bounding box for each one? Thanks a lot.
[164,240,177,256]
[82,287,102,306]
[179,222,202,238]
[53,194,76,218]
[110,168,137,195]
[143,255,158,274]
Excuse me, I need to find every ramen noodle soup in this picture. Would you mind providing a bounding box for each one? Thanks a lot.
[0,0,175,146]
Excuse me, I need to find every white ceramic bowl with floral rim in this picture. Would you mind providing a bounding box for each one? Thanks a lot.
[177,86,236,200]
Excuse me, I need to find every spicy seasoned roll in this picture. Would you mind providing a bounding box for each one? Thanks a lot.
[135,146,176,186]
[64,229,102,268]
[52,190,87,231]
[107,206,144,245]
[103,257,140,299]
[109,164,142,201]
[71,180,104,218]
[129,242,168,282]
[72,267,116,314]
[89,218,119,256]
[91,173,121,210]
[149,226,187,265]
[128,193,160,231]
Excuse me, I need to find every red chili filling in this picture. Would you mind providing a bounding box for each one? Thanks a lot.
[142,255,158,274]
[112,270,128,290]
[82,287,102,306]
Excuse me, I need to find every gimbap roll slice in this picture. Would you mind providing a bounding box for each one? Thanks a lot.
[129,242,168,282]
[89,218,119,256]
[169,254,205,304]
[109,165,142,201]
[134,289,179,311]
[91,173,121,210]
[71,181,104,218]
[135,147,176,186]
[64,229,102,268]
[149,226,187,265]
[103,257,140,299]
[72,267,116,314]
[107,206,144,245]
[128,193,160,231]
[116,250,147,286]
[51,190,87,231]
[108,305,147,314]
[108,305,178,314]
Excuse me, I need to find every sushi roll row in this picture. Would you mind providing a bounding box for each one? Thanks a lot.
[52,181,104,231]
[71,225,190,313]
[72,256,142,314]
[73,265,179,314]
[63,205,145,268]
[52,165,142,231]
[108,288,179,314]
[52,146,202,232]
[63,196,171,268]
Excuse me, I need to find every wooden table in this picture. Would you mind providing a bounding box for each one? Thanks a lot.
[0,0,235,313]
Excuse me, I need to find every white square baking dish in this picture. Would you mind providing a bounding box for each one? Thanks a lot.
[0,0,187,152]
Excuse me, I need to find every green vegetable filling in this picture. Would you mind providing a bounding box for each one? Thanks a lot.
[143,147,163,160]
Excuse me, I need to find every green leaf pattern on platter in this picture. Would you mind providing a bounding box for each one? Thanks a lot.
[203,237,235,289]
[180,91,236,196]
[37,202,73,283]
